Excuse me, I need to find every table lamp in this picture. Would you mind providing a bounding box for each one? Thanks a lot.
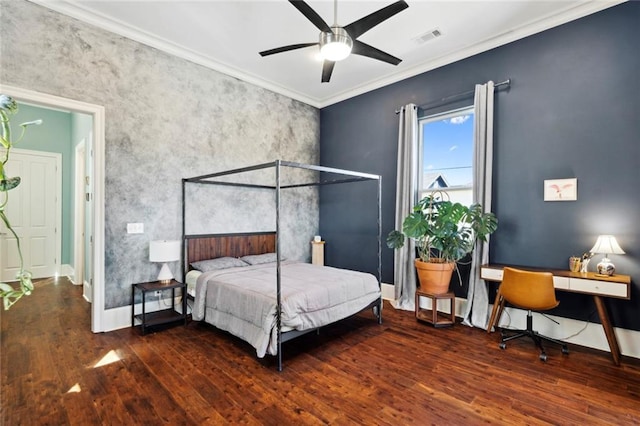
[149,240,181,283]
[589,235,625,276]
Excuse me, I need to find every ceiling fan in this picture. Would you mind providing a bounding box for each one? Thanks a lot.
[259,0,409,83]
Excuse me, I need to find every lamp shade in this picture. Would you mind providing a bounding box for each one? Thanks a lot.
[589,235,625,255]
[590,235,624,276]
[149,240,180,283]
[149,240,181,262]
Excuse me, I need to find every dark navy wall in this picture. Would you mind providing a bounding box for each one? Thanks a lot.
[319,2,640,330]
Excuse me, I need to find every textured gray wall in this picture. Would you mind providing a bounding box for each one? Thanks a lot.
[1,0,320,308]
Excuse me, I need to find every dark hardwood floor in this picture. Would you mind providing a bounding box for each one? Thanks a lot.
[2,277,640,425]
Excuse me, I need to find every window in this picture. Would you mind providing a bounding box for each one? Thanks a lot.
[418,106,474,205]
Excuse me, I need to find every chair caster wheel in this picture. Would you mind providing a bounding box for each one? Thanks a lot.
[539,353,548,362]
[562,346,569,355]
[499,342,506,350]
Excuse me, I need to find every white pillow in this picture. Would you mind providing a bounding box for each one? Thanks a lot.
[240,253,281,265]
[190,257,249,272]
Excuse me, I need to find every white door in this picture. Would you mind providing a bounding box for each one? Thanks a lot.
[84,135,94,302]
[0,150,60,281]
[74,138,94,302]
[74,141,85,287]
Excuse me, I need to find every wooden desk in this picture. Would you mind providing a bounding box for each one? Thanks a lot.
[481,264,631,365]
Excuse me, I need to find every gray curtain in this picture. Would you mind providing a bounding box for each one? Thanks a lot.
[462,81,494,328]
[391,104,419,311]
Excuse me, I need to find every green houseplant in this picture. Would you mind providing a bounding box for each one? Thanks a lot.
[386,191,498,294]
[0,94,42,309]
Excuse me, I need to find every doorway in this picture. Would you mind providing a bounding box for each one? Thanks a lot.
[2,84,106,332]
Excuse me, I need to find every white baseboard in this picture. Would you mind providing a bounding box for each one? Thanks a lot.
[83,279,92,302]
[60,264,80,284]
[102,283,640,361]
[440,296,640,360]
[381,283,395,300]
[492,304,640,359]
[104,295,187,331]
[103,305,134,331]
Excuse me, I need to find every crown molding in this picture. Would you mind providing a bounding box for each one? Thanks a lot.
[29,0,626,109]
[28,0,321,107]
[318,0,626,107]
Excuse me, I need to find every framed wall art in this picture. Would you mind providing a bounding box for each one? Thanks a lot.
[544,178,577,201]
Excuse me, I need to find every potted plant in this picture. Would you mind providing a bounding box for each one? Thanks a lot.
[386,191,498,294]
[0,94,42,309]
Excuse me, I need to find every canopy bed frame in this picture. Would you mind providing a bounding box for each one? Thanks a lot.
[181,160,382,371]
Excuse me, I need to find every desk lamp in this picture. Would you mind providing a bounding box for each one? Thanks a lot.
[149,240,181,283]
[590,235,625,276]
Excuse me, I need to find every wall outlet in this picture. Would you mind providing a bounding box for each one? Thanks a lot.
[154,290,162,297]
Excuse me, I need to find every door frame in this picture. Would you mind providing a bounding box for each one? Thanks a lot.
[1,84,106,333]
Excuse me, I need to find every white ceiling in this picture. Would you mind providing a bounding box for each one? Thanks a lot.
[32,0,624,108]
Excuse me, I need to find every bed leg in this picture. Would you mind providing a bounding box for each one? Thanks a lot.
[374,299,383,324]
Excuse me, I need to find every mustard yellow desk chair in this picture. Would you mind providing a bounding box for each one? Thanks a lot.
[488,267,569,361]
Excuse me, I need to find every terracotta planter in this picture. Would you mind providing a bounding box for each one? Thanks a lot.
[414,259,455,294]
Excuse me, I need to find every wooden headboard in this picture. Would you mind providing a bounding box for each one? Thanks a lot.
[184,232,276,269]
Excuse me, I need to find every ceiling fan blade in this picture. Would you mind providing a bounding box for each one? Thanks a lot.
[321,61,335,83]
[344,0,409,39]
[259,42,318,57]
[289,0,332,33]
[351,40,402,65]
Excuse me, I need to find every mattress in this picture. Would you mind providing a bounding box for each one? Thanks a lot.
[192,260,380,357]
[185,269,201,297]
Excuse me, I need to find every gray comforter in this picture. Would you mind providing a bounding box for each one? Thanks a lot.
[192,260,381,357]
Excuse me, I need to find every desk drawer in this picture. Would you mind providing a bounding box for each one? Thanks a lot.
[481,268,503,281]
[553,276,570,290]
[569,278,627,298]
[481,268,570,290]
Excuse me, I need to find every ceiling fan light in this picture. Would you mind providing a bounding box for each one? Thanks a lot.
[320,41,351,61]
[319,27,352,61]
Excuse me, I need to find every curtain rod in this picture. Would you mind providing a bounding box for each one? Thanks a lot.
[395,79,511,114]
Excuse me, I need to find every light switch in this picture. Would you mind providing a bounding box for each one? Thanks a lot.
[127,223,144,234]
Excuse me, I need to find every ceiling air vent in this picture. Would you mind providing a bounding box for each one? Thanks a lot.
[413,28,442,45]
